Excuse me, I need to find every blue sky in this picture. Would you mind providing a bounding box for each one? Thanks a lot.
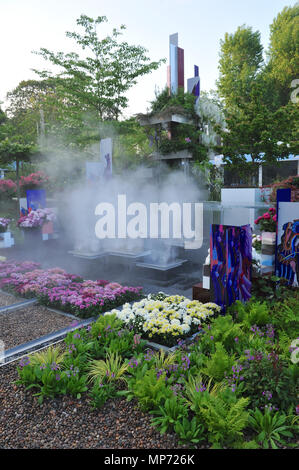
[0,0,297,117]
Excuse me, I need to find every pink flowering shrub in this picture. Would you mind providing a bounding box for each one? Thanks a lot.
[17,208,56,229]
[20,171,50,196]
[263,175,299,203]
[254,207,277,232]
[0,260,143,318]
[0,179,17,199]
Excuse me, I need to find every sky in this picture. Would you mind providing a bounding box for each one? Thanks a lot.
[0,0,297,118]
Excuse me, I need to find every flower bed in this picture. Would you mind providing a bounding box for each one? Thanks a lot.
[0,261,143,318]
[38,281,143,319]
[17,208,56,229]
[105,293,221,347]
[10,286,299,449]
[0,261,41,280]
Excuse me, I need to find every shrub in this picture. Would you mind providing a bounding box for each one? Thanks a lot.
[248,408,294,449]
[19,171,50,196]
[0,179,17,199]
[241,350,298,412]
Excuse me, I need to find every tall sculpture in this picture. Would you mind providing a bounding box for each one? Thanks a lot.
[167,33,184,95]
[187,65,200,99]
[167,33,200,100]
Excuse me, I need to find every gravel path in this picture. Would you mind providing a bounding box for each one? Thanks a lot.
[0,363,193,449]
[0,291,23,307]
[0,305,75,350]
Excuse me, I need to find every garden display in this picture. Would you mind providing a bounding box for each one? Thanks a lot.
[0,258,298,449]
[105,294,220,347]
[0,286,296,450]
[0,261,143,318]
[17,208,56,230]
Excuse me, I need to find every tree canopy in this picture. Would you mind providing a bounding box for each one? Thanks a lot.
[33,15,165,121]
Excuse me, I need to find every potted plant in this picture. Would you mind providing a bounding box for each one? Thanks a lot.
[255,208,277,244]
[17,208,56,245]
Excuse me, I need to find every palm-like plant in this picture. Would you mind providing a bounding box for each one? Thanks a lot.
[29,344,66,368]
[151,349,177,369]
[87,352,129,384]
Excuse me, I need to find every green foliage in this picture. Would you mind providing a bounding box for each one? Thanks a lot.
[216,12,299,179]
[128,368,173,412]
[28,345,66,368]
[89,382,116,409]
[241,351,298,412]
[199,315,245,354]
[271,293,299,337]
[89,314,146,359]
[147,88,208,163]
[64,328,93,371]
[195,388,250,447]
[201,343,236,382]
[248,408,294,449]
[149,87,197,118]
[217,25,264,108]
[183,374,223,416]
[33,15,165,120]
[231,300,270,328]
[150,396,188,434]
[251,275,297,304]
[268,4,299,101]
[174,416,205,446]
[88,352,129,384]
[16,359,88,404]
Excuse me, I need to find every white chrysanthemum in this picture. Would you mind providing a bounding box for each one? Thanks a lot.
[183,315,192,325]
[181,323,191,334]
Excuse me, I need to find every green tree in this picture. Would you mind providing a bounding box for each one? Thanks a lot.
[0,105,7,126]
[33,14,165,120]
[217,25,264,109]
[216,19,298,184]
[0,138,36,200]
[267,3,299,105]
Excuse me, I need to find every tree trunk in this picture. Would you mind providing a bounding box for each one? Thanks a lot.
[15,159,21,215]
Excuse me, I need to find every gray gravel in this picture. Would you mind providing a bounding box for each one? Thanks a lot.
[0,291,23,307]
[0,305,74,350]
[0,363,195,449]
